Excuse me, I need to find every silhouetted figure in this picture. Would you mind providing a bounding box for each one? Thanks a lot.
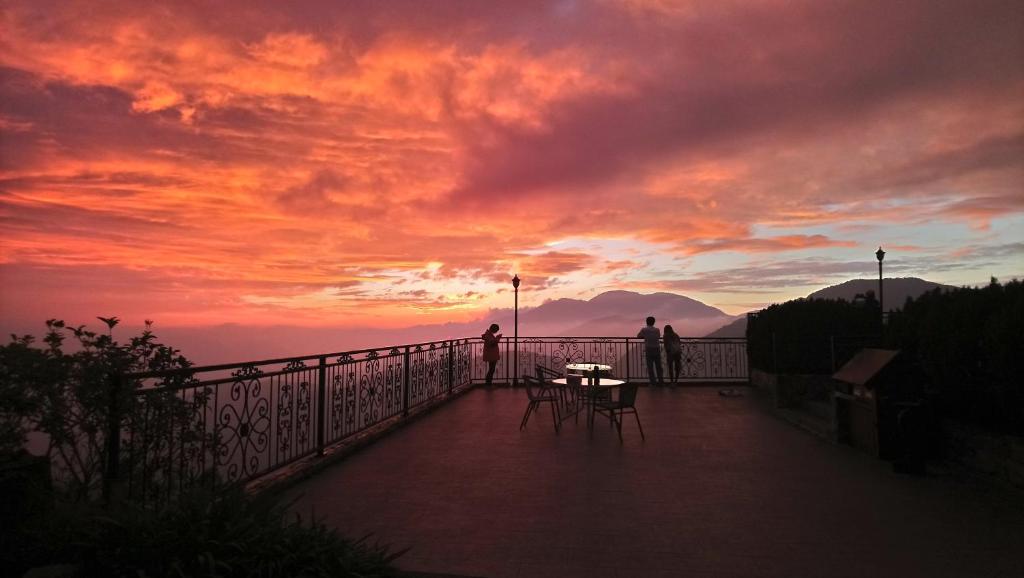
[482,323,502,386]
[663,324,682,384]
[637,316,664,386]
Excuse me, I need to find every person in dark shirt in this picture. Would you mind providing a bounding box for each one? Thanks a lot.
[481,323,502,386]
[637,316,665,386]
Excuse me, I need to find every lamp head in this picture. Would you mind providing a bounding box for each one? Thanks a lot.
[876,247,885,262]
[512,274,520,289]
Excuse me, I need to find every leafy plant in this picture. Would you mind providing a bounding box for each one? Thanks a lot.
[14,486,404,577]
[1,319,201,500]
[0,336,47,456]
[4,320,407,577]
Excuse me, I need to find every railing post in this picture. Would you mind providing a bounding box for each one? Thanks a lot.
[504,337,510,386]
[317,356,326,456]
[624,338,630,383]
[448,341,455,394]
[403,346,411,417]
[103,371,123,506]
[745,339,751,382]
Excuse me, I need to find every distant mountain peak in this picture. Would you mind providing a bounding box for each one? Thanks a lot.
[588,290,642,301]
[807,277,954,309]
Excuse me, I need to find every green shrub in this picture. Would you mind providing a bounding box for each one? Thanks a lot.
[1,319,201,501]
[0,337,46,455]
[748,279,1023,434]
[4,319,405,576]
[17,485,404,577]
[747,295,880,373]
[886,278,1023,434]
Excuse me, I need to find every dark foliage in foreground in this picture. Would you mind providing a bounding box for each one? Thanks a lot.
[746,293,881,373]
[1,319,198,500]
[2,318,405,577]
[13,485,405,578]
[748,278,1023,434]
[886,278,1023,434]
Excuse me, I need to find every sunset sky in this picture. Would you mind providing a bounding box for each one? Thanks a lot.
[2,0,1022,334]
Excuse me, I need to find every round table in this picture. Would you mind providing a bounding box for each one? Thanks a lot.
[552,377,624,388]
[552,378,626,428]
[565,363,612,375]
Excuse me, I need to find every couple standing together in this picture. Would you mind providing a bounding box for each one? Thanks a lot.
[637,316,683,386]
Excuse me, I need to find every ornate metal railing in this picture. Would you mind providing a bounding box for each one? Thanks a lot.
[496,336,748,383]
[113,339,473,505]
[108,336,745,505]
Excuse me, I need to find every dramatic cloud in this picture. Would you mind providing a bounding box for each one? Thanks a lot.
[1,0,1021,331]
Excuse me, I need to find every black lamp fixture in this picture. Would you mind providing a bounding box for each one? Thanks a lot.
[512,274,520,386]
[876,247,885,325]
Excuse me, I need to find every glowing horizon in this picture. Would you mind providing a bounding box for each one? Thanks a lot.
[2,0,1022,331]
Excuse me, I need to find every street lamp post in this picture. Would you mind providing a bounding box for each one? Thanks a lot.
[512,274,520,386]
[876,246,885,327]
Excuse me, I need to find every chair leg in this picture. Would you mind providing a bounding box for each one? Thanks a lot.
[550,401,560,432]
[520,401,536,430]
[633,409,645,440]
[615,409,623,442]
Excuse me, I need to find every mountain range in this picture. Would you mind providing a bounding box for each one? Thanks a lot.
[499,290,735,337]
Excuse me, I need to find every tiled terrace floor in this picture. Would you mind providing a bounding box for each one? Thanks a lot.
[289,386,1024,578]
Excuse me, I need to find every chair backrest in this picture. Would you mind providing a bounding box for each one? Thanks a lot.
[618,383,639,407]
[523,376,547,400]
[536,365,561,383]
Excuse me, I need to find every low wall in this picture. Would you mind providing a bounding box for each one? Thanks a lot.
[750,369,837,441]
[750,369,834,409]
[754,369,1024,486]
[944,420,1024,488]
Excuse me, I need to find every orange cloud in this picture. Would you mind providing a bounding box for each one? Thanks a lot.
[679,235,857,255]
[1,0,1022,332]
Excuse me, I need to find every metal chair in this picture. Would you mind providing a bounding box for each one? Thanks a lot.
[593,383,645,442]
[536,365,575,417]
[520,375,561,432]
[535,365,562,383]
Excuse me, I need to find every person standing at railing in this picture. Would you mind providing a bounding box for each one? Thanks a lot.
[663,324,682,385]
[482,323,502,386]
[637,316,665,386]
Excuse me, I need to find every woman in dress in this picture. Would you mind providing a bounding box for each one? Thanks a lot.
[481,323,502,386]
[663,324,682,384]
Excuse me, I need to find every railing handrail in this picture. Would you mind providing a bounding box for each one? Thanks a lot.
[123,335,747,379]
[123,337,474,379]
